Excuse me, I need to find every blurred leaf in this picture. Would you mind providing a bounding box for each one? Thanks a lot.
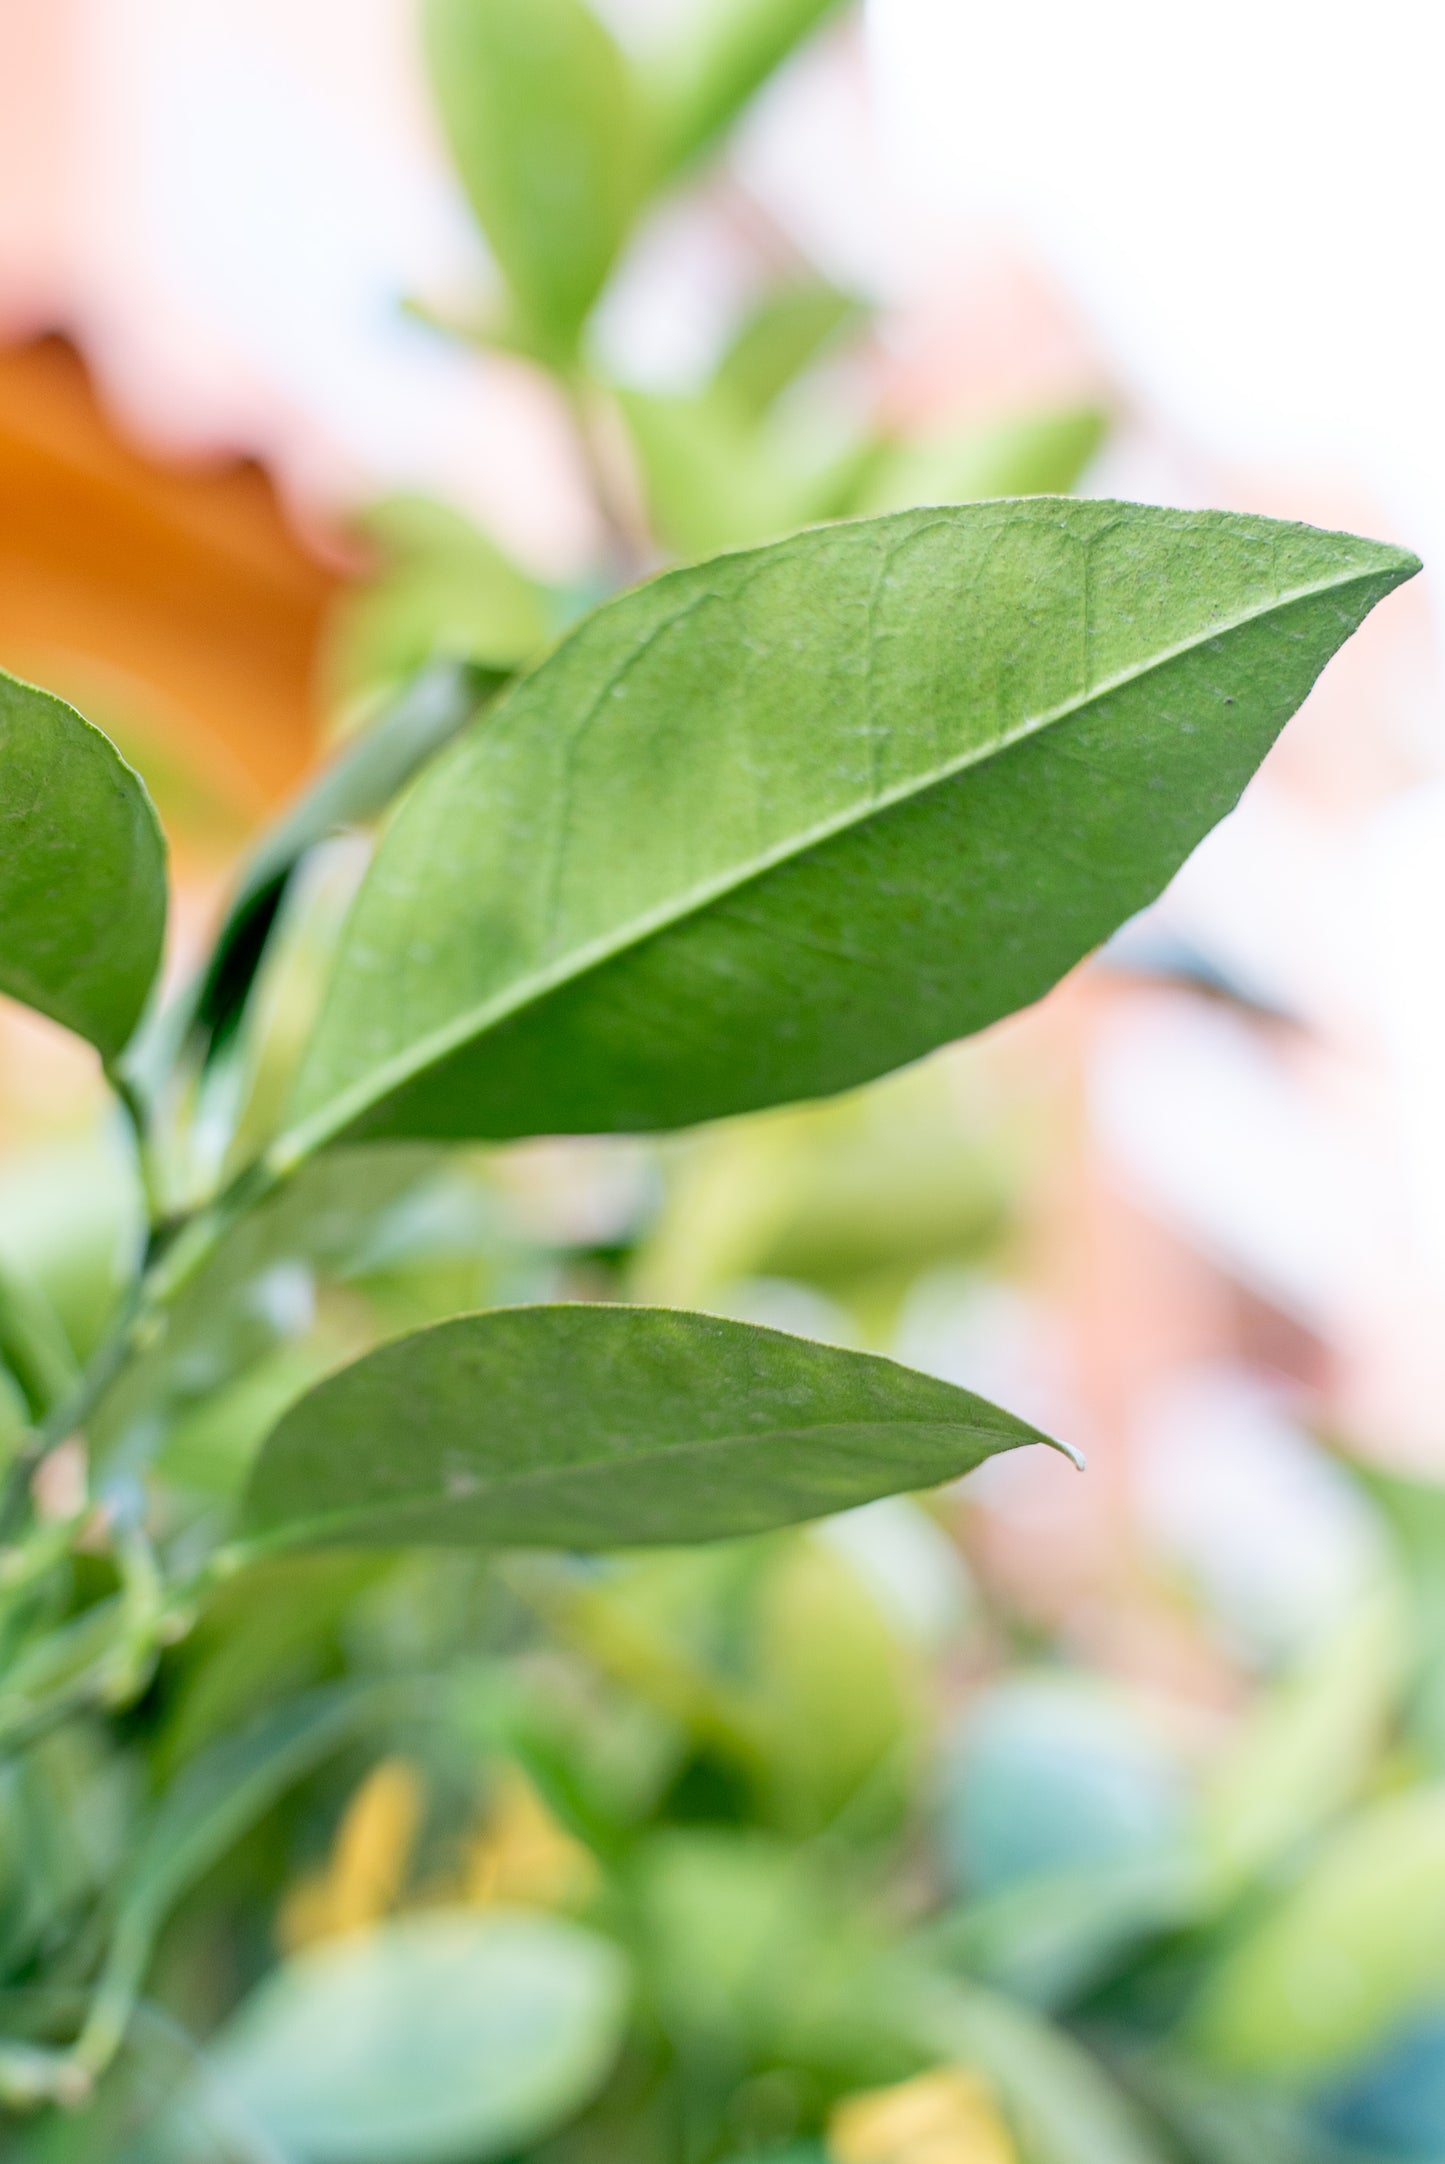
[327,498,548,707]
[0,1257,79,1423]
[1200,1595,1405,1896]
[852,409,1108,518]
[636,1829,910,2090]
[241,1306,1058,1551]
[648,0,848,174]
[76,1688,371,2075]
[1353,1462,1445,1767]
[0,670,166,1061]
[714,283,863,417]
[1189,1785,1445,2078]
[156,1554,380,1774]
[910,1979,1173,2164]
[930,1854,1201,2014]
[618,388,819,558]
[424,0,650,357]
[751,1535,915,1835]
[0,1728,135,1979]
[286,506,1414,1151]
[205,1910,628,2163]
[1122,2053,1334,2164]
[634,1065,1007,1311]
[0,1140,141,1364]
[620,384,876,559]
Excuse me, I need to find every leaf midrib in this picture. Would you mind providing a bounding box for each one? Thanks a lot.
[251,1407,1025,1547]
[282,554,1392,1155]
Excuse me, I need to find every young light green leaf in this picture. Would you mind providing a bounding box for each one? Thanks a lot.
[424,0,650,358]
[713,282,863,417]
[649,0,848,175]
[283,502,1417,1153]
[240,1305,1060,1553]
[618,386,852,559]
[852,407,1108,517]
[0,669,166,1060]
[207,1910,628,2164]
[328,495,548,706]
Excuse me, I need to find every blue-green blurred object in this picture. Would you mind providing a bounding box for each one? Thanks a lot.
[940,1678,1191,1899]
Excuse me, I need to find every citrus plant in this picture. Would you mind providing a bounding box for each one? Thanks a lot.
[0,0,1423,2154]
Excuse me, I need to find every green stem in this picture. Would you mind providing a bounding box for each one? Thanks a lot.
[563,376,650,587]
[103,1060,170,1231]
[0,1149,291,1545]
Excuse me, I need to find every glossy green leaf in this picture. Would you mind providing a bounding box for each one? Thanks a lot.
[285,502,1416,1152]
[1190,1784,1445,2076]
[424,0,649,357]
[241,1305,1059,1552]
[208,1910,628,2163]
[649,0,848,174]
[0,669,166,1060]
[714,282,862,416]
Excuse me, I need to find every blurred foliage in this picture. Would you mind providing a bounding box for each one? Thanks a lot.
[8,2,1433,2160]
[4,1038,1445,2158]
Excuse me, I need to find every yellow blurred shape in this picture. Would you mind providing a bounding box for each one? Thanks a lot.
[463,1765,599,1910]
[278,1756,423,1952]
[829,2069,1017,2164]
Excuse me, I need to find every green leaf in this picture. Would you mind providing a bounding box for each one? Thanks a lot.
[0,1137,142,1363]
[74,1688,369,2076]
[240,1305,1059,1553]
[649,0,848,175]
[852,407,1108,517]
[206,1910,628,2164]
[284,502,1417,1152]
[713,282,863,417]
[424,0,650,358]
[0,669,166,1060]
[1188,1784,1445,2078]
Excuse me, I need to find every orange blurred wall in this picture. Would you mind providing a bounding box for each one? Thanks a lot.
[0,334,339,816]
